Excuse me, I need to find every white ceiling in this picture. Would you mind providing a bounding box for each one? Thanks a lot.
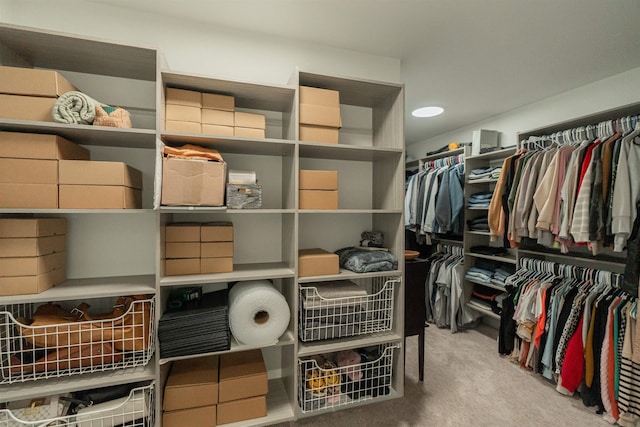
[89,0,640,145]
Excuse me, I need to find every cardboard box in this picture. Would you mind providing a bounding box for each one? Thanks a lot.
[166,242,201,259]
[298,248,340,277]
[234,127,265,139]
[163,405,216,427]
[201,242,234,258]
[0,267,66,296]
[0,158,58,184]
[234,112,265,129]
[165,104,201,123]
[202,93,234,111]
[0,132,90,160]
[0,235,66,258]
[165,120,201,134]
[0,183,58,208]
[299,86,341,128]
[218,349,268,403]
[163,355,219,411]
[162,157,226,207]
[0,66,77,98]
[0,94,57,122]
[217,396,267,425]
[59,185,142,209]
[299,190,338,210]
[165,258,200,276]
[299,170,338,190]
[200,257,233,274]
[0,251,66,277]
[201,124,234,137]
[202,109,234,126]
[58,160,143,189]
[166,223,202,242]
[0,218,67,238]
[201,222,233,242]
[165,88,202,108]
[299,124,339,144]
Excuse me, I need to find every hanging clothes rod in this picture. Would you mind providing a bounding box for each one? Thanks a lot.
[519,257,623,287]
[423,153,465,170]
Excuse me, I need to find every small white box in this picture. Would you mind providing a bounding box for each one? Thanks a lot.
[472,129,499,156]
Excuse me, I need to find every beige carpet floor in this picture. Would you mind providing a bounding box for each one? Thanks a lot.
[276,324,611,426]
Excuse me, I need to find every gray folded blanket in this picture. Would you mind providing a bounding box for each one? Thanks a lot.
[52,90,103,125]
[335,247,398,274]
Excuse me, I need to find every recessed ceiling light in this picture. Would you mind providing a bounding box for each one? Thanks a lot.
[412,106,444,118]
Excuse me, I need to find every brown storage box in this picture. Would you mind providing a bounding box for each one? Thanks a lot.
[234,112,265,129]
[58,160,143,189]
[299,124,339,144]
[0,95,57,122]
[163,405,216,427]
[217,396,267,425]
[201,124,234,137]
[200,257,233,274]
[0,66,77,98]
[0,251,66,277]
[218,349,268,403]
[0,183,58,208]
[165,88,202,108]
[165,120,201,134]
[0,235,66,258]
[165,258,200,276]
[0,218,66,238]
[201,222,233,242]
[0,158,58,184]
[202,109,234,126]
[299,170,338,190]
[0,267,66,296]
[166,242,200,259]
[165,104,201,123]
[162,157,226,207]
[298,248,340,277]
[201,242,234,258]
[166,223,201,242]
[0,132,90,160]
[299,190,338,210]
[299,86,341,128]
[202,93,234,111]
[234,127,265,139]
[59,185,141,209]
[163,355,219,411]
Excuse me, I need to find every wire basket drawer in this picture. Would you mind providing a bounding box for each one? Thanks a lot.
[298,343,398,413]
[0,383,155,427]
[0,296,155,384]
[298,276,398,342]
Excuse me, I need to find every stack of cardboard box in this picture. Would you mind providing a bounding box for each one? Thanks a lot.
[0,218,67,296]
[298,248,340,277]
[164,222,234,276]
[165,87,266,138]
[299,86,341,144]
[0,131,89,208]
[0,65,77,122]
[299,169,338,209]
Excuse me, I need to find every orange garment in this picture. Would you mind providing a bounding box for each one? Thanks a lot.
[163,144,224,162]
[533,287,549,349]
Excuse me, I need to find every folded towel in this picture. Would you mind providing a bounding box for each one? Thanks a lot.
[52,90,102,125]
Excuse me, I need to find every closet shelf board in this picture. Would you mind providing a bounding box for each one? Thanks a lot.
[159,207,295,214]
[0,275,156,305]
[297,332,403,357]
[299,142,403,162]
[297,269,402,284]
[430,235,464,245]
[466,231,491,236]
[296,388,401,419]
[467,207,489,211]
[0,119,156,148]
[0,208,157,215]
[220,378,295,427]
[466,146,517,161]
[162,133,296,156]
[159,330,296,365]
[420,147,465,162]
[0,362,155,402]
[465,278,506,292]
[298,209,402,215]
[160,262,295,286]
[465,252,517,265]
[466,178,498,184]
[466,301,501,320]
[517,249,626,271]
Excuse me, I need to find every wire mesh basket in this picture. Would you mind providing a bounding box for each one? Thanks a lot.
[0,296,155,384]
[0,383,155,426]
[298,276,398,342]
[298,343,398,413]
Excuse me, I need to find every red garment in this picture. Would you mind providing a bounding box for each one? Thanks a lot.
[559,314,585,394]
[577,140,600,193]
[533,287,548,349]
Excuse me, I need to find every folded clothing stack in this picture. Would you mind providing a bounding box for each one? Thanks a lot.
[491,167,502,180]
[471,284,506,315]
[465,259,515,290]
[470,245,508,256]
[467,216,489,231]
[468,192,493,208]
[491,265,516,288]
[468,167,495,181]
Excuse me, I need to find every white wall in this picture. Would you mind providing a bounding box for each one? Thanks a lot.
[407,66,640,161]
[0,0,400,85]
